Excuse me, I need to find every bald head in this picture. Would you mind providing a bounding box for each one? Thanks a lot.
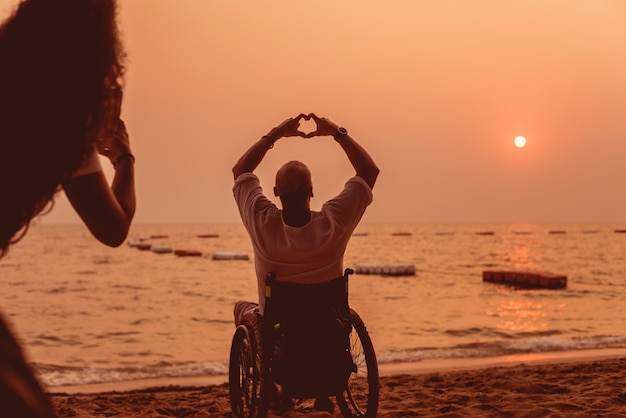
[274,161,313,207]
[275,161,311,192]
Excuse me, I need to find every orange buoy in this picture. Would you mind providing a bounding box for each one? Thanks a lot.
[174,249,203,257]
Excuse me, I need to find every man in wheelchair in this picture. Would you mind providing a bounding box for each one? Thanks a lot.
[231,113,379,413]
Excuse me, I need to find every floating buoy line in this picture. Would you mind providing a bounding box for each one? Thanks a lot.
[127,233,246,260]
[126,228,626,264]
[355,264,416,276]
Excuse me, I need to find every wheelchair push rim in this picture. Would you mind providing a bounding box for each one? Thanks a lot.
[229,325,261,418]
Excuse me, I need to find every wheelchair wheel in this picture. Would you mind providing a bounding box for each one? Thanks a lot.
[229,313,270,418]
[336,309,379,418]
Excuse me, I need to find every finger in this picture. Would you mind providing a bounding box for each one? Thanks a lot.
[96,145,110,156]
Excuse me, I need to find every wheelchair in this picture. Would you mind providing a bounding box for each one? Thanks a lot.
[229,268,379,418]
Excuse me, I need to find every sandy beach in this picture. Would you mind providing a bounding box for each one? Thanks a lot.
[49,356,626,417]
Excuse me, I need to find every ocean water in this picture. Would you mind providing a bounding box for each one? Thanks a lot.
[1,222,626,390]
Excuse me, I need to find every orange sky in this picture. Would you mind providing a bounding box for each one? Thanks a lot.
[3,1,626,224]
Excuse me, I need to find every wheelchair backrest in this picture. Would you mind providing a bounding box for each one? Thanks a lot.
[263,269,354,398]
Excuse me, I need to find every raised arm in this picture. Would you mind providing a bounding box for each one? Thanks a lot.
[309,114,379,188]
[232,114,307,180]
[63,118,136,247]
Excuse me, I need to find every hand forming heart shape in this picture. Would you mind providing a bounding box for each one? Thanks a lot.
[293,113,337,139]
[295,114,318,138]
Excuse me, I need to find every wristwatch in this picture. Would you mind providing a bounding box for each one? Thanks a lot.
[333,127,348,142]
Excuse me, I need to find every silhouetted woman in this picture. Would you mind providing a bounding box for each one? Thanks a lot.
[0,0,135,416]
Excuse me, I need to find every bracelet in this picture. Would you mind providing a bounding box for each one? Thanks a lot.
[262,127,281,149]
[113,152,135,168]
[261,135,275,149]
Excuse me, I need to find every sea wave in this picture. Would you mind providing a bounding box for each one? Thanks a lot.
[37,361,228,387]
[376,334,626,365]
[37,334,626,388]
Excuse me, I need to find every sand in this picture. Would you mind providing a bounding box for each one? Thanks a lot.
[49,356,626,417]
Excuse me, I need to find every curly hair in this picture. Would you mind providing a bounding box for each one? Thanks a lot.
[0,0,126,257]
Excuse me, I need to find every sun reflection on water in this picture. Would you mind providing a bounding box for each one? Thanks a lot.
[485,225,569,333]
[487,294,566,333]
[498,226,541,270]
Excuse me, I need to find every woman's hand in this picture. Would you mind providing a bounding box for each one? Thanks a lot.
[97,118,132,164]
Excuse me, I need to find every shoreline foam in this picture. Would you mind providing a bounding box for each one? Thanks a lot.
[46,347,626,395]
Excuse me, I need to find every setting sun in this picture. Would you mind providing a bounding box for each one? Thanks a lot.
[514,136,527,148]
